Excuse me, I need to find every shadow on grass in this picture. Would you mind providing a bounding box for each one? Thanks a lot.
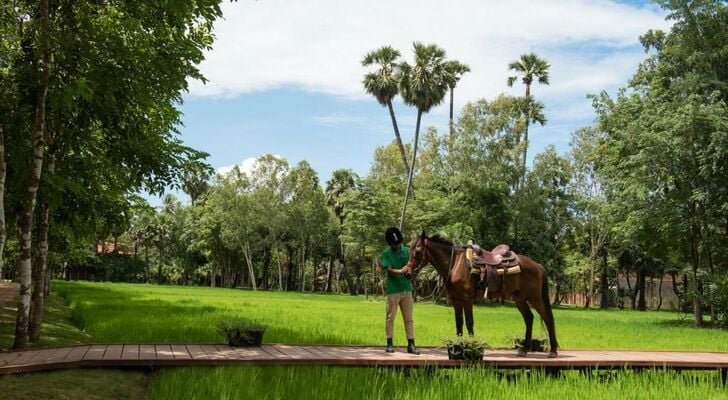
[0,292,92,351]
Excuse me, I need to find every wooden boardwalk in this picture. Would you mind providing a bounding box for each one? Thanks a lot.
[1,344,728,379]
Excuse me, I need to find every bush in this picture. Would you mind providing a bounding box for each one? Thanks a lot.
[216,319,267,346]
[705,274,728,328]
[510,335,550,352]
[441,336,490,360]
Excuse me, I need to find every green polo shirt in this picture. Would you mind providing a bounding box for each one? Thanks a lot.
[381,245,413,295]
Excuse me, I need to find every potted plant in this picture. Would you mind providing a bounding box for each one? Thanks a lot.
[441,336,490,360]
[509,335,549,353]
[216,319,267,347]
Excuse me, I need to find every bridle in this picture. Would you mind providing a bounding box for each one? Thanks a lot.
[408,236,455,282]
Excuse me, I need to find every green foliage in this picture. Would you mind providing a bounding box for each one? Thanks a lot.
[441,336,490,360]
[151,366,727,400]
[216,319,267,346]
[705,274,728,328]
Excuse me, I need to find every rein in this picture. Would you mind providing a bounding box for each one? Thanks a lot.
[411,237,456,286]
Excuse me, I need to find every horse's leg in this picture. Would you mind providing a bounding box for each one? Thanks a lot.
[453,300,464,336]
[464,301,475,336]
[532,297,559,358]
[513,293,534,357]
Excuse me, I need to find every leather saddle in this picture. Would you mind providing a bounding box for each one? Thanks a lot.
[471,244,518,267]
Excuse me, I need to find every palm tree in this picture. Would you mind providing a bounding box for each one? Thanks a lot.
[443,60,470,136]
[506,53,550,181]
[362,46,409,176]
[325,169,358,292]
[398,42,449,231]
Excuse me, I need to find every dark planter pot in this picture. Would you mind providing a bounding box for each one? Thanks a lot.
[227,330,265,347]
[447,345,484,361]
[515,339,547,352]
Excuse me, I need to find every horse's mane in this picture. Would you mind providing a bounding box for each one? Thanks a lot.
[428,234,456,247]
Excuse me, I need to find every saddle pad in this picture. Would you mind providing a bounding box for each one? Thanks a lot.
[495,265,521,276]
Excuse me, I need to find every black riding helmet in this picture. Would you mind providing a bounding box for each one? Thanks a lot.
[384,227,403,246]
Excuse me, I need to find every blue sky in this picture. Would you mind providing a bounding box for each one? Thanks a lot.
[150,0,670,206]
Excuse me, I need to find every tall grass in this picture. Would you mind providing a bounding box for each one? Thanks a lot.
[150,366,726,400]
[54,281,728,351]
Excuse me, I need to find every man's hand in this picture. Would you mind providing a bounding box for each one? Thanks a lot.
[401,265,411,274]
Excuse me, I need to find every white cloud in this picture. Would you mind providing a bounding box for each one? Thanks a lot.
[189,0,669,110]
[216,154,283,177]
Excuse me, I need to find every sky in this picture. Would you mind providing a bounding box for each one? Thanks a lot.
[150,0,671,206]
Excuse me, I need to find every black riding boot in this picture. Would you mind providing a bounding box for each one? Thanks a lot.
[386,338,394,353]
[407,339,420,355]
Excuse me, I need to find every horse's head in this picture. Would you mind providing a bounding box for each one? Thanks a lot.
[407,230,432,274]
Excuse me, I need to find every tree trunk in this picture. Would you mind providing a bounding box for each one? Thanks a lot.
[387,100,409,177]
[522,84,531,186]
[262,246,271,290]
[449,87,455,137]
[144,245,150,283]
[587,225,597,308]
[326,258,333,292]
[14,0,51,349]
[157,250,163,284]
[702,218,716,322]
[690,220,703,326]
[30,151,55,342]
[599,250,609,309]
[299,241,306,292]
[399,109,422,232]
[243,243,257,291]
[656,274,664,311]
[637,269,647,311]
[210,261,216,288]
[0,125,6,281]
[276,251,283,291]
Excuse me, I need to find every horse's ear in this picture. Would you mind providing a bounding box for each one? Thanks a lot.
[420,230,427,238]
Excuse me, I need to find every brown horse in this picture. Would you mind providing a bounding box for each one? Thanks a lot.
[408,232,559,358]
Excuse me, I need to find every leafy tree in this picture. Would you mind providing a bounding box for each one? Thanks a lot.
[569,127,610,308]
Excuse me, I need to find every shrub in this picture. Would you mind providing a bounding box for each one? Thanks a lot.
[441,336,490,360]
[216,319,267,346]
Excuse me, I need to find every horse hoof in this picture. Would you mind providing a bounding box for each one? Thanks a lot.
[548,352,558,359]
[517,349,527,357]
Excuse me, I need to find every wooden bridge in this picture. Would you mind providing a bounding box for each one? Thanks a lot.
[1,343,727,383]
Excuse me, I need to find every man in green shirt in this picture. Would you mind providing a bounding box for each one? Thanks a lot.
[381,227,419,355]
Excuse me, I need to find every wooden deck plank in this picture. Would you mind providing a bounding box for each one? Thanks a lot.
[139,345,156,360]
[84,345,107,361]
[63,346,90,363]
[171,345,192,360]
[2,345,728,374]
[200,345,226,360]
[230,346,270,360]
[25,348,61,366]
[7,349,46,367]
[186,345,207,360]
[274,344,327,360]
[213,345,242,360]
[45,347,74,364]
[261,345,292,360]
[121,345,140,361]
[103,345,124,361]
[0,351,24,366]
[155,345,174,360]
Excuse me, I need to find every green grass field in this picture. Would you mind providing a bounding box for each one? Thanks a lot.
[3,281,728,400]
[54,281,728,351]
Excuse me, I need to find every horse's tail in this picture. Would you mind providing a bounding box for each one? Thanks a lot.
[540,264,558,350]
